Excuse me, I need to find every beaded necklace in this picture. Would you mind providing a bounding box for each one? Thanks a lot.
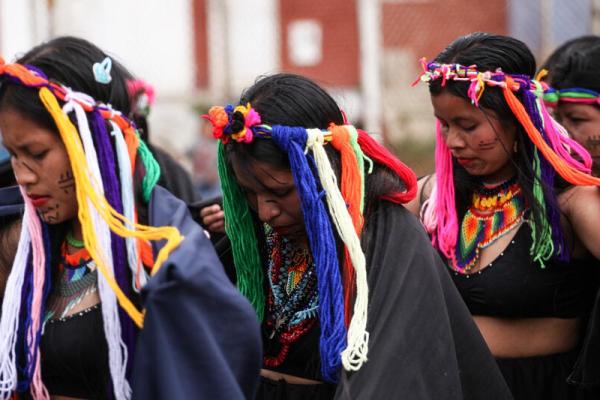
[453,177,527,273]
[263,226,319,367]
[44,242,98,322]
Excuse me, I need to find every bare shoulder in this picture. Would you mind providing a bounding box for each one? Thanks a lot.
[558,185,600,259]
[558,185,600,213]
[405,174,436,216]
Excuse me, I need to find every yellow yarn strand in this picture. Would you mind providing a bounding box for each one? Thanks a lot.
[39,87,184,327]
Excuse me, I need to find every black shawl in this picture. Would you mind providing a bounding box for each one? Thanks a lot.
[334,201,513,399]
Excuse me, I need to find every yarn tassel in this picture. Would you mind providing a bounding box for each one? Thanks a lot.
[109,121,146,291]
[39,87,183,327]
[271,126,346,383]
[356,130,417,204]
[522,89,567,262]
[217,142,265,321]
[91,111,137,380]
[306,128,369,373]
[24,203,49,400]
[424,121,458,263]
[63,100,131,399]
[328,125,364,327]
[0,200,32,399]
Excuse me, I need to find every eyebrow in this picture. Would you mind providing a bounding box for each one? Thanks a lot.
[434,115,475,123]
[6,140,47,152]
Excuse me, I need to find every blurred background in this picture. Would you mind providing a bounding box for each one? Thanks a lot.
[0,0,598,194]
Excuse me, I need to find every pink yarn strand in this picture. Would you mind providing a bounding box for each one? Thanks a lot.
[21,191,50,400]
[433,120,458,262]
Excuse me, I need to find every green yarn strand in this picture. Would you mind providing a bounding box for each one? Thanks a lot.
[217,142,265,320]
[529,149,554,267]
[348,129,367,213]
[136,131,161,203]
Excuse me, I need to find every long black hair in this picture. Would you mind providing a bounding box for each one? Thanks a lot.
[429,32,555,242]
[225,73,405,220]
[542,35,600,91]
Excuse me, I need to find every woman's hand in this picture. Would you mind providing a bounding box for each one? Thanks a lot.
[200,204,225,234]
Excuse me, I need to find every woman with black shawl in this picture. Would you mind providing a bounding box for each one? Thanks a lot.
[204,73,512,399]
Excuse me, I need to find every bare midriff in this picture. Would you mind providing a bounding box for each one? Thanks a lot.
[260,369,323,385]
[473,315,581,358]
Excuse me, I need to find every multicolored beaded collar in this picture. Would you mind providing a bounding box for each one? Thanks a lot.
[263,226,318,367]
[455,178,527,273]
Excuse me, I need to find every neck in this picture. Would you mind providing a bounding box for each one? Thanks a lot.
[70,220,83,241]
[480,174,518,188]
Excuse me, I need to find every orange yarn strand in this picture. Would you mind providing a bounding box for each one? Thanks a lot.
[329,124,364,327]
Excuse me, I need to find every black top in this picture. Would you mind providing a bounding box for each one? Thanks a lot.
[40,305,109,399]
[262,321,322,379]
[449,225,597,318]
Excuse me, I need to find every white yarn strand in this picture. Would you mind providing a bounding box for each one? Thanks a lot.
[109,121,146,291]
[305,129,369,371]
[63,100,131,400]
[0,210,31,399]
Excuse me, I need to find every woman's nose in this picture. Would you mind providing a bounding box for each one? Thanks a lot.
[256,195,281,223]
[11,158,38,187]
[444,128,466,150]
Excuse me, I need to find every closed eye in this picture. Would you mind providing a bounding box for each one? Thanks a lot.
[32,150,48,160]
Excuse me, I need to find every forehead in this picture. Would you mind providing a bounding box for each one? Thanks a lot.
[232,158,294,189]
[431,91,502,121]
[431,91,477,116]
[0,109,58,148]
[557,103,600,116]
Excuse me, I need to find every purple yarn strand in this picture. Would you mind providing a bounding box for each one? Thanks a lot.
[522,90,568,260]
[91,110,137,377]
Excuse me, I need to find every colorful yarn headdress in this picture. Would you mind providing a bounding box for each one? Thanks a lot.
[0,58,183,399]
[204,104,416,382]
[544,86,600,108]
[414,58,600,272]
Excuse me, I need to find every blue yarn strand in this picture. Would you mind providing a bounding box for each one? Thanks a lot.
[16,252,34,392]
[271,125,346,383]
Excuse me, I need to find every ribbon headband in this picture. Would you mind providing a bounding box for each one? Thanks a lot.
[203,103,342,144]
[544,87,600,107]
[413,58,539,106]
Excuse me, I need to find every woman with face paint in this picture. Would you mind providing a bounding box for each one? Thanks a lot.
[541,35,600,177]
[408,32,600,399]
[0,37,261,400]
[206,73,513,399]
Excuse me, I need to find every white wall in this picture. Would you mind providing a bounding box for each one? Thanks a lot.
[0,0,46,61]
[50,0,198,155]
[223,0,279,97]
[0,0,198,157]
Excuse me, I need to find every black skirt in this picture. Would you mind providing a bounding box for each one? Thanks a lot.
[497,349,600,400]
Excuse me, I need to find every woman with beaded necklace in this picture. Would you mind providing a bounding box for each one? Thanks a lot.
[205,73,512,399]
[408,32,600,399]
[0,37,260,399]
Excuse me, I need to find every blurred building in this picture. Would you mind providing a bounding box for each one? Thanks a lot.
[0,0,596,174]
